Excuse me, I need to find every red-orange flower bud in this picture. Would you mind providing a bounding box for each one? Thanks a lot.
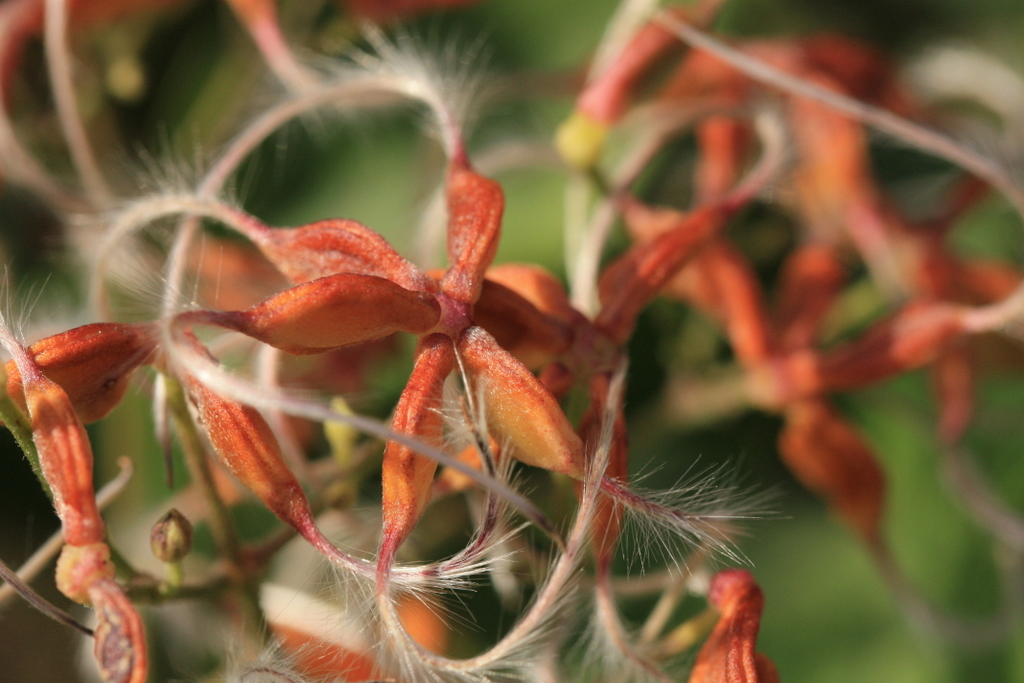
[688,569,779,683]
[150,508,194,564]
[380,334,455,558]
[440,163,504,305]
[250,217,435,292]
[457,326,583,478]
[6,322,158,423]
[198,273,441,355]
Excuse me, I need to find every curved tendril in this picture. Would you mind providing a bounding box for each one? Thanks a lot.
[44,0,112,205]
[373,362,628,677]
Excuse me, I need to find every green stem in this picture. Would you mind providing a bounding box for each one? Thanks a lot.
[0,395,51,497]
[107,543,148,583]
[163,561,184,592]
[163,375,269,644]
[126,574,232,604]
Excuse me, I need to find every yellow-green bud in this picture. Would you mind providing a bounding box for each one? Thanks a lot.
[150,509,193,563]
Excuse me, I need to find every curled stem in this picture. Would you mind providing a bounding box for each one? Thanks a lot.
[43,0,112,205]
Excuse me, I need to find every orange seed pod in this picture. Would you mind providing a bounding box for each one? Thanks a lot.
[200,273,441,355]
[457,326,583,478]
[250,217,435,292]
[778,399,886,544]
[472,278,573,369]
[380,334,455,558]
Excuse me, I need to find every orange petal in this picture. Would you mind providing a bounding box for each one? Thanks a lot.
[597,202,725,345]
[759,302,969,404]
[688,569,778,683]
[273,623,379,681]
[207,273,441,355]
[440,163,504,305]
[434,439,498,497]
[695,117,751,203]
[6,322,159,423]
[778,398,885,544]
[251,217,434,292]
[182,344,320,543]
[18,364,105,546]
[380,334,455,556]
[472,278,573,369]
[457,326,583,478]
[774,244,846,351]
[574,5,706,126]
[952,259,1022,305]
[484,264,582,327]
[87,578,149,683]
[698,241,776,366]
[812,302,966,394]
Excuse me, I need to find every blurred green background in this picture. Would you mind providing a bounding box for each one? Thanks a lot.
[1,0,1024,681]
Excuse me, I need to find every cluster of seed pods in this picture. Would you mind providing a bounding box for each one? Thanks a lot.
[561,0,1024,648]
[3,0,1024,681]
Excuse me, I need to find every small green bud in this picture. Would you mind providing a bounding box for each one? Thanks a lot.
[150,509,193,563]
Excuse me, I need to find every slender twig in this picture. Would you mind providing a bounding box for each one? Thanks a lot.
[0,556,93,636]
[655,13,1024,221]
[43,0,113,205]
